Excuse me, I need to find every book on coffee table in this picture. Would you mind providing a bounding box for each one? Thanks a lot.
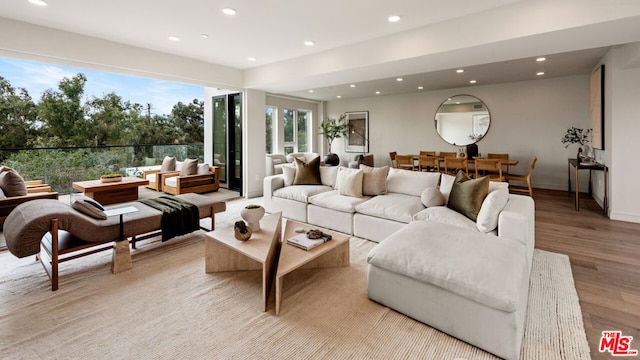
[287,234,328,251]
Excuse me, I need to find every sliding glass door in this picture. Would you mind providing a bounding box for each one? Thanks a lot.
[212,93,243,194]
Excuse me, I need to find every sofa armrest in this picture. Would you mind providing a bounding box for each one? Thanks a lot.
[263,175,284,210]
[265,156,276,176]
[142,169,162,177]
[498,194,535,270]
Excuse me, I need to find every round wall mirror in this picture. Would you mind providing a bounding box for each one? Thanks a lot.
[434,94,490,146]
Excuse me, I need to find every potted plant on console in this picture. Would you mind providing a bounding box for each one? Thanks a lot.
[319,114,348,166]
[100,173,122,183]
[562,127,592,163]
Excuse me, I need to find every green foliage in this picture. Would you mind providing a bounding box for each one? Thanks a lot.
[319,114,347,153]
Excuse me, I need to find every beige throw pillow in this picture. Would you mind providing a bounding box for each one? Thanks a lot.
[180,158,198,177]
[160,156,177,172]
[339,169,364,198]
[71,196,107,220]
[282,165,296,186]
[447,170,489,221]
[359,165,389,196]
[0,168,28,197]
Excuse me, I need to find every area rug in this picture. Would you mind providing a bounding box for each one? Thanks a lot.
[0,228,590,359]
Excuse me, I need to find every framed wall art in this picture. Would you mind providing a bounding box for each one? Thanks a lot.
[345,111,369,153]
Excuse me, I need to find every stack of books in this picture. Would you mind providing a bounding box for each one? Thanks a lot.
[287,231,331,251]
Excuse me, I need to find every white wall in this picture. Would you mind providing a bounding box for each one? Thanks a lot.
[327,75,592,191]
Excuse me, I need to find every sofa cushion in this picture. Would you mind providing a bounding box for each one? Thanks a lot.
[293,157,322,185]
[360,165,389,196]
[355,193,424,223]
[386,168,440,196]
[160,156,176,172]
[412,206,478,232]
[309,190,371,213]
[476,182,510,233]
[447,171,489,221]
[421,187,445,207]
[282,164,296,186]
[367,220,527,313]
[319,166,339,187]
[0,167,28,197]
[339,169,364,197]
[273,185,333,203]
[180,158,198,177]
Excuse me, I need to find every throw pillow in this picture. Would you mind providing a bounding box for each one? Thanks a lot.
[334,166,360,191]
[196,163,211,175]
[439,173,455,205]
[0,168,28,197]
[71,196,107,220]
[339,169,364,198]
[180,158,198,177]
[386,167,440,197]
[293,157,321,185]
[447,170,489,221]
[359,165,389,196]
[476,186,509,233]
[421,187,445,207]
[319,165,339,187]
[282,164,296,186]
[160,156,176,172]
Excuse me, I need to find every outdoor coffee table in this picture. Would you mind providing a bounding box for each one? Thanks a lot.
[275,220,350,315]
[204,212,282,312]
[71,177,149,205]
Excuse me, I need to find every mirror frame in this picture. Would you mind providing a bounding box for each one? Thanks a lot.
[434,94,491,146]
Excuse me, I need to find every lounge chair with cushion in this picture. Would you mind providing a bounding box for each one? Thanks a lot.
[161,158,220,195]
[0,166,58,229]
[3,193,226,290]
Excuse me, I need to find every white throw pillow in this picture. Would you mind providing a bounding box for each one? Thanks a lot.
[282,164,296,187]
[339,169,364,198]
[476,184,510,233]
[421,187,445,207]
[334,166,360,191]
[71,196,107,220]
[359,165,389,196]
[439,173,456,205]
[319,166,339,188]
[196,163,211,174]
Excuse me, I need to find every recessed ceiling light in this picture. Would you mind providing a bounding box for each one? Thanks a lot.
[470,80,477,84]
[28,0,47,6]
[536,57,546,62]
[388,15,401,23]
[456,69,464,73]
[337,95,342,99]
[201,34,209,38]
[456,102,461,105]
[222,7,236,15]
[247,57,257,61]
[418,86,424,90]
[308,90,314,93]
[350,84,356,88]
[304,41,315,46]
[537,72,545,76]
[168,36,180,41]
[376,91,381,95]
[396,78,403,82]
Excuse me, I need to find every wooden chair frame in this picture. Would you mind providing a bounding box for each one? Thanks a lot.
[395,155,415,171]
[475,158,504,181]
[507,156,537,197]
[444,157,468,176]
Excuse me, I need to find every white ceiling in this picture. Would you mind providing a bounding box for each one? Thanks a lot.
[2,0,640,101]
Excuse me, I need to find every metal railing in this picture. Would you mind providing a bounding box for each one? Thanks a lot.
[1,144,204,194]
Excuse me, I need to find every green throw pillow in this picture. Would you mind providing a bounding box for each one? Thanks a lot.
[293,157,322,185]
[447,170,489,221]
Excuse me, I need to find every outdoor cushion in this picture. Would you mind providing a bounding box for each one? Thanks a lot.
[0,167,28,197]
[355,193,424,223]
[180,158,198,177]
[160,156,176,172]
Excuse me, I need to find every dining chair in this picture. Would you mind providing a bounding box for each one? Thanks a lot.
[389,151,397,168]
[439,151,457,158]
[395,154,415,171]
[507,156,537,198]
[444,157,468,176]
[419,151,436,156]
[418,155,439,172]
[474,158,504,181]
[487,153,510,176]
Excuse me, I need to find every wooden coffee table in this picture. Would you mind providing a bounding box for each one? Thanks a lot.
[275,220,350,315]
[204,212,282,312]
[72,177,149,205]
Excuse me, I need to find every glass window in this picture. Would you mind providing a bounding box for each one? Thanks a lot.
[284,109,294,143]
[297,110,309,152]
[265,106,275,154]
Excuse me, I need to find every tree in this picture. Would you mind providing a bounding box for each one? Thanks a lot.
[0,77,38,158]
[169,99,204,143]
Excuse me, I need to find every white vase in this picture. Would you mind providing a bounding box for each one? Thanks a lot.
[240,206,265,231]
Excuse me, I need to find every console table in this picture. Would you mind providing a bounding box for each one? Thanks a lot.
[567,159,608,215]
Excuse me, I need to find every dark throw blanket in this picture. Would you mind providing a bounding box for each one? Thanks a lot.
[139,196,200,241]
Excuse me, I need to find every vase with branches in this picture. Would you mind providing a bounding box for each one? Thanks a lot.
[562,127,592,162]
[319,114,348,165]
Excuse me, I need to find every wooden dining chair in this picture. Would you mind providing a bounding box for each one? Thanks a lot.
[507,156,537,198]
[389,151,397,168]
[439,151,457,158]
[444,157,468,176]
[395,154,415,171]
[474,158,504,181]
[487,153,510,176]
[418,155,439,172]
[419,151,436,156]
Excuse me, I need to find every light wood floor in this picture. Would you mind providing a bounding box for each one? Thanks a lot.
[533,189,640,359]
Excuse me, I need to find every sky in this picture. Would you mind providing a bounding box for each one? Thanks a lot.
[0,57,204,116]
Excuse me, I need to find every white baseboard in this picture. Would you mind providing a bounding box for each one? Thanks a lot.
[610,211,640,224]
